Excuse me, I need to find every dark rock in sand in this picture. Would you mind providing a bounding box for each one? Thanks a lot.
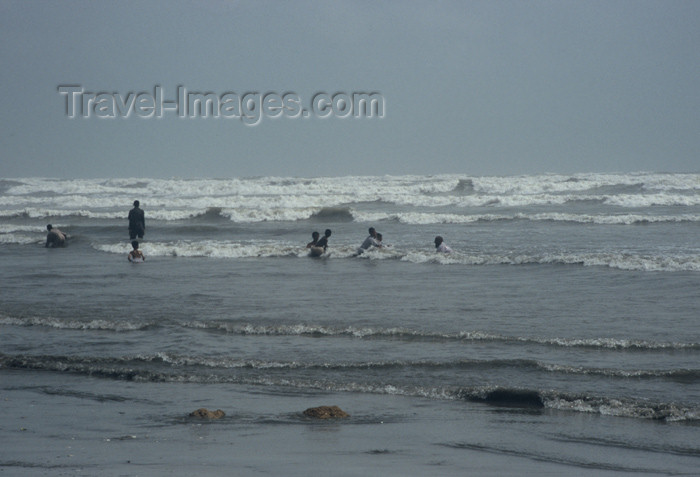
[303,405,349,419]
[189,408,225,419]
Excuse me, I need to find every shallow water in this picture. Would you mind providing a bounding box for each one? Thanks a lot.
[1,173,699,475]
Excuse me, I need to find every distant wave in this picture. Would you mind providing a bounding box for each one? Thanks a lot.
[6,173,700,199]
[2,173,699,221]
[197,207,226,221]
[351,211,700,225]
[3,207,700,227]
[452,178,474,193]
[0,208,223,221]
[309,207,354,222]
[0,179,25,193]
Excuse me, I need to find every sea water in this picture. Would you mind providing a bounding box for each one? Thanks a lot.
[1,173,699,476]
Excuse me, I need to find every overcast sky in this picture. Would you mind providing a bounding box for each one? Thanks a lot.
[0,0,698,178]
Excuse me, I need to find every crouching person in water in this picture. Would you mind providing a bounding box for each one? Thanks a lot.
[128,240,146,262]
[434,236,452,253]
[45,224,67,248]
[306,231,320,248]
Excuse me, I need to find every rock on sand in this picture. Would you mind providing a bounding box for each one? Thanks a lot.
[189,408,225,419]
[302,405,349,419]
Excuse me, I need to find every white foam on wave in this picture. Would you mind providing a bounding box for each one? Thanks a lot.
[544,395,698,421]
[143,353,687,377]
[183,321,416,339]
[470,172,700,195]
[0,315,149,331]
[96,240,306,258]
[146,352,441,370]
[178,321,698,350]
[0,234,38,245]
[221,207,323,223]
[401,250,700,272]
[339,210,700,225]
[533,336,696,349]
[0,208,121,219]
[7,206,700,225]
[539,363,689,377]
[93,239,700,272]
[3,173,699,223]
[604,193,700,207]
[0,224,47,233]
[15,203,358,222]
[2,175,462,198]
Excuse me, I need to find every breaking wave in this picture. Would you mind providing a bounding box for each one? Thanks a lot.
[89,240,700,272]
[1,354,696,422]
[2,173,700,224]
[180,321,699,350]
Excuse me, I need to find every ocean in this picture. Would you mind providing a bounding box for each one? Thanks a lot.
[1,173,699,476]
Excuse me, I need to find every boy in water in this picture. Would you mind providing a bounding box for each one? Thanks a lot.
[358,227,380,253]
[128,240,146,262]
[434,236,452,253]
[375,233,383,247]
[306,231,320,248]
[315,229,332,251]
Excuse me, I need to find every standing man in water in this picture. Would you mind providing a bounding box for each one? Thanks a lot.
[128,200,145,240]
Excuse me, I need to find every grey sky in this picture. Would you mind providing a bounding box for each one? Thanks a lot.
[0,0,698,178]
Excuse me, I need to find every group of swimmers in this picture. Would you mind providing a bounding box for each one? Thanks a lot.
[44,200,147,262]
[306,229,332,254]
[46,200,452,260]
[306,226,452,256]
